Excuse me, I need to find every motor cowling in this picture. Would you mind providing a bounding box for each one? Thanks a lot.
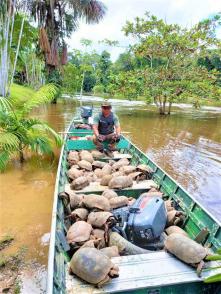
[113,194,167,250]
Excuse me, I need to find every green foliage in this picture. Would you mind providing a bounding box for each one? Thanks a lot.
[0,84,63,171]
[62,63,81,94]
[93,84,104,94]
[204,248,221,283]
[122,12,221,114]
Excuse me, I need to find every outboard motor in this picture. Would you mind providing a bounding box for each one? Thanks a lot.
[80,106,93,124]
[113,194,167,250]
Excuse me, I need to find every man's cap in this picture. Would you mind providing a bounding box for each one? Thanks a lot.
[101,99,111,107]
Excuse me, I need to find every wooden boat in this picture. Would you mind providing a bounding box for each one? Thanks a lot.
[47,115,221,294]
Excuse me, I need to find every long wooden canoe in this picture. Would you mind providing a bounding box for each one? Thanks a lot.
[47,116,221,294]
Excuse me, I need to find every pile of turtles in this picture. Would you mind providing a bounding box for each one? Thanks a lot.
[60,149,210,288]
[66,149,153,190]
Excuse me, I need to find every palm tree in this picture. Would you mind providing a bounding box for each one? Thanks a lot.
[0,83,63,171]
[29,0,106,74]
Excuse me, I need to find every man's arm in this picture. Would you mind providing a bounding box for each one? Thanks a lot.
[92,124,99,137]
[115,125,121,136]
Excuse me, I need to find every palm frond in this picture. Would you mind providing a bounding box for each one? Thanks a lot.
[30,123,63,147]
[22,84,58,114]
[0,96,12,112]
[69,0,106,24]
[0,151,10,172]
[0,132,20,151]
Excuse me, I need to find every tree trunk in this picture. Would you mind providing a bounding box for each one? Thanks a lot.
[19,142,24,163]
[168,102,172,115]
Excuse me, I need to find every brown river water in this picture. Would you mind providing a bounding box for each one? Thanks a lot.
[0,97,221,292]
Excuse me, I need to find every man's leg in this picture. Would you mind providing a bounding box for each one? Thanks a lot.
[93,135,104,152]
[105,133,118,151]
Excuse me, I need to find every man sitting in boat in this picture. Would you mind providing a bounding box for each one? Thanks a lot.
[92,100,121,152]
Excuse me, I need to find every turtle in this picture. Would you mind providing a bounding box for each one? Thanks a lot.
[67,208,89,222]
[108,159,116,166]
[67,167,83,181]
[109,175,133,189]
[69,247,119,287]
[66,221,92,248]
[87,211,116,243]
[119,165,137,175]
[82,194,110,211]
[140,188,163,199]
[67,151,80,166]
[112,158,129,170]
[112,171,124,177]
[164,200,175,212]
[164,233,208,276]
[167,210,186,227]
[80,150,94,163]
[70,193,84,209]
[100,175,113,186]
[165,226,188,237]
[101,164,112,176]
[109,196,129,209]
[102,189,118,200]
[77,160,92,171]
[100,246,119,258]
[91,150,104,159]
[128,171,143,181]
[94,168,103,178]
[70,176,89,190]
[92,161,106,169]
[80,238,103,249]
[137,164,153,175]
[92,229,106,248]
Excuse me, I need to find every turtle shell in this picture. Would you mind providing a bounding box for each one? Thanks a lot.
[77,160,92,171]
[67,151,79,165]
[112,158,129,170]
[100,175,113,186]
[71,208,89,221]
[109,196,129,209]
[70,176,89,190]
[91,150,103,159]
[137,164,153,173]
[66,221,92,245]
[67,167,83,180]
[80,150,94,163]
[101,164,112,176]
[100,246,119,258]
[128,171,142,180]
[102,189,118,200]
[165,233,207,264]
[82,194,110,211]
[70,194,84,209]
[120,165,137,175]
[165,226,188,237]
[87,211,115,228]
[108,176,133,189]
[70,247,118,285]
[92,161,106,169]
[94,168,103,178]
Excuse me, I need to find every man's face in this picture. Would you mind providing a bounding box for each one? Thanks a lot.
[101,106,111,116]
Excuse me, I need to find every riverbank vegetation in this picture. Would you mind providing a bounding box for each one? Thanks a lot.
[62,13,221,114]
[0,0,106,171]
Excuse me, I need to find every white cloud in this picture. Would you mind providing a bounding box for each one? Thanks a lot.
[66,0,221,60]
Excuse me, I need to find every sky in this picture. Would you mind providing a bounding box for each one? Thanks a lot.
[66,0,221,61]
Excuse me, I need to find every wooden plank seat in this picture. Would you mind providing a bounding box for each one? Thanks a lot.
[66,251,221,293]
[65,180,158,194]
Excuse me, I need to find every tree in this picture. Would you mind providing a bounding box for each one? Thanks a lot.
[96,50,112,92]
[123,12,221,114]
[30,0,106,78]
[0,84,63,170]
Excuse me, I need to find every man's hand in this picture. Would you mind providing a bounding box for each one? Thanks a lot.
[114,133,121,142]
[97,134,105,142]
